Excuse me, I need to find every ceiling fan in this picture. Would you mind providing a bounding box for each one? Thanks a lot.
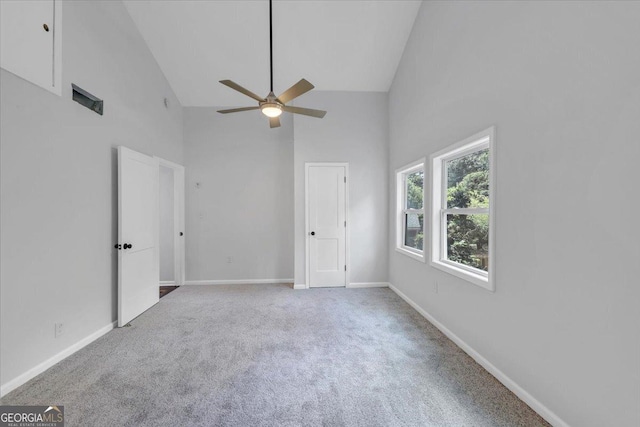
[217,0,326,128]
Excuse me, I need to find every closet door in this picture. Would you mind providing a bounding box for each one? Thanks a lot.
[1,0,62,95]
[307,165,347,288]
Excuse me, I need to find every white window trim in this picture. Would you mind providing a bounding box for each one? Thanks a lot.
[395,158,426,262]
[430,127,496,291]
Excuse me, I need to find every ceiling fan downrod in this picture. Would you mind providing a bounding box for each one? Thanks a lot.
[216,0,327,127]
[269,0,273,94]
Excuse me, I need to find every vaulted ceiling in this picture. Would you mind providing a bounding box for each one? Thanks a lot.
[123,0,421,107]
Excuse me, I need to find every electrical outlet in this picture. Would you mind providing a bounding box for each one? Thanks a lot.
[55,323,64,338]
[227,256,233,264]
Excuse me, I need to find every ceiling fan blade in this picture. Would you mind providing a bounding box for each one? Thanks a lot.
[219,80,265,102]
[217,106,260,114]
[277,79,314,104]
[269,116,281,128]
[282,105,326,119]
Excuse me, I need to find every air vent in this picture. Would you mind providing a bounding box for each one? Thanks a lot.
[71,84,103,115]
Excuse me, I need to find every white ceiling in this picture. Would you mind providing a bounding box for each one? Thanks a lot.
[123,0,421,107]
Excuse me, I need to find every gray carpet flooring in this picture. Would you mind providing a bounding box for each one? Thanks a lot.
[1,284,549,426]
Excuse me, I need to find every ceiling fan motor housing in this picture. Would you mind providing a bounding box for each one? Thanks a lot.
[260,92,283,117]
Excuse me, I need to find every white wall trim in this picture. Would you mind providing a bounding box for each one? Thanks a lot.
[395,246,426,263]
[184,279,294,285]
[388,283,569,427]
[293,283,307,290]
[159,281,175,285]
[0,320,117,398]
[155,156,186,287]
[347,282,390,288]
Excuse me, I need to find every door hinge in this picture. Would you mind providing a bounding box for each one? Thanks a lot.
[344,176,346,183]
[345,265,347,271]
[344,221,346,227]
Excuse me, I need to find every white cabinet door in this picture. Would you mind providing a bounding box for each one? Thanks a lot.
[308,165,347,288]
[0,0,62,95]
[118,147,160,327]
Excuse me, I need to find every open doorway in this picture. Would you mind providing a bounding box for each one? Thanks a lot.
[157,157,185,298]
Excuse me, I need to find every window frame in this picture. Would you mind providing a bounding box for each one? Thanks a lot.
[395,158,426,262]
[430,127,496,291]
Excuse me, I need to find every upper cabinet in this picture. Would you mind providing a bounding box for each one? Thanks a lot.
[1,0,62,96]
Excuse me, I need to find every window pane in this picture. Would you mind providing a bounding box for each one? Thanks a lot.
[446,213,488,271]
[405,171,424,209]
[446,149,489,209]
[404,213,424,250]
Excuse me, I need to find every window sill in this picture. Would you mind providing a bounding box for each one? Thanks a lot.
[430,259,494,291]
[395,247,425,263]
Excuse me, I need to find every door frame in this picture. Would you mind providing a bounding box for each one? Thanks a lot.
[304,162,350,289]
[155,157,186,287]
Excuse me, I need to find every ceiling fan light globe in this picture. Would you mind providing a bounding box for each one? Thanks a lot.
[261,104,282,118]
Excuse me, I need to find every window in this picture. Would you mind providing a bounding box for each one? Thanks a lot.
[396,159,425,262]
[430,128,495,290]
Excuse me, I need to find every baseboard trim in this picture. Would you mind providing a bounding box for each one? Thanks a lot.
[293,282,390,289]
[184,278,294,286]
[159,281,175,285]
[388,283,569,427]
[0,320,117,398]
[347,282,390,288]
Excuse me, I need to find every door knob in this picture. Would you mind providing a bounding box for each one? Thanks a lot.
[179,232,184,236]
[310,231,315,236]
[114,244,121,250]
[123,243,132,249]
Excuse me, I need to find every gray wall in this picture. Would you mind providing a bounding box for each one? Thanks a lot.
[294,91,389,286]
[159,166,175,282]
[388,2,640,426]
[183,108,294,281]
[0,1,183,388]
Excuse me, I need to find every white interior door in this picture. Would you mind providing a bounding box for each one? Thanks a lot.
[308,165,347,288]
[118,146,159,327]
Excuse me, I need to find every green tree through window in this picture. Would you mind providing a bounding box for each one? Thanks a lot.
[405,171,424,250]
[446,149,489,270]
